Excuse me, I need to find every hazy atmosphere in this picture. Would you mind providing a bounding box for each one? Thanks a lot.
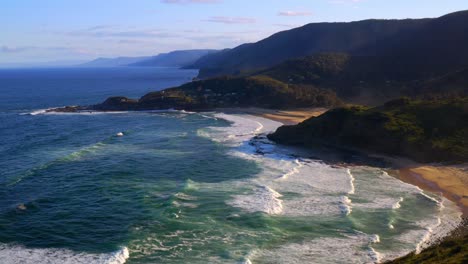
[1,0,467,65]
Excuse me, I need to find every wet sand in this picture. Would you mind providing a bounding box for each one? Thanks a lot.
[398,165,468,216]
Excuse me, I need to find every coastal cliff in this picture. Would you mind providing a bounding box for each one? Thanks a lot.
[267,97,468,163]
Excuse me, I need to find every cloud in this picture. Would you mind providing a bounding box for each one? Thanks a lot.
[1,46,32,53]
[278,11,312,17]
[161,0,221,4]
[60,27,180,39]
[273,23,302,28]
[0,45,94,55]
[202,16,256,24]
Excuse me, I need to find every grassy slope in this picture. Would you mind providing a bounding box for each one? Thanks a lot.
[268,97,468,163]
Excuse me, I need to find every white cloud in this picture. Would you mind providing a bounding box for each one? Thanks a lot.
[202,16,256,24]
[278,11,312,17]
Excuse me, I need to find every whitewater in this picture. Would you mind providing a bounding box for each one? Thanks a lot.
[198,113,462,263]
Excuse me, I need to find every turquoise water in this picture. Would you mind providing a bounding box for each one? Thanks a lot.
[0,68,462,263]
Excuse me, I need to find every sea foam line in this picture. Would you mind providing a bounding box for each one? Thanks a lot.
[347,168,355,195]
[23,108,196,116]
[417,187,443,207]
[0,244,129,264]
[277,159,304,181]
[415,217,442,254]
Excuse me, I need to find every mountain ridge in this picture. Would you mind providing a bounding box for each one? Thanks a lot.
[190,10,468,79]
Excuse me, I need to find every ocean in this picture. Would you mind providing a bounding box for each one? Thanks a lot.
[0,67,462,264]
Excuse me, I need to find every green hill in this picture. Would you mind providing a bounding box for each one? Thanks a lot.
[254,53,468,103]
[190,11,468,79]
[268,98,468,163]
[190,18,429,78]
[65,75,341,112]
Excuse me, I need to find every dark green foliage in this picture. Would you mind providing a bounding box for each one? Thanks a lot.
[253,53,468,103]
[188,10,468,104]
[268,98,468,163]
[136,75,342,110]
[190,18,431,78]
[258,53,350,85]
[192,11,468,79]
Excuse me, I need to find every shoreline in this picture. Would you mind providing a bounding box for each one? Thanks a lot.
[219,111,465,263]
[397,165,468,216]
[238,108,468,217]
[44,105,468,216]
[216,107,327,125]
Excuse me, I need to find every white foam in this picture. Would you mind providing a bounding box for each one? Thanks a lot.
[22,107,59,115]
[392,197,404,209]
[347,168,356,195]
[417,188,442,205]
[29,109,48,115]
[339,196,353,216]
[229,185,283,215]
[277,159,303,181]
[199,113,462,262]
[0,244,129,264]
[249,232,383,264]
[24,108,196,116]
[205,113,282,144]
[369,234,381,243]
[415,217,441,254]
[368,246,383,264]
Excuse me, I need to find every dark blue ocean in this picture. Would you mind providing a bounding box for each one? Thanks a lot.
[0,67,461,263]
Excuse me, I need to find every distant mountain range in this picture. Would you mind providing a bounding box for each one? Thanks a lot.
[80,49,218,68]
[79,56,151,67]
[53,10,468,111]
[189,10,468,79]
[129,49,218,67]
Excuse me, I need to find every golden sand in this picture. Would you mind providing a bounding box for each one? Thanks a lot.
[398,165,468,216]
[219,107,327,125]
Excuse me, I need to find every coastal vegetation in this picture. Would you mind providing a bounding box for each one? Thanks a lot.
[55,75,342,113]
[268,97,468,163]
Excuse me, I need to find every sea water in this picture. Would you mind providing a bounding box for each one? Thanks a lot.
[0,67,462,263]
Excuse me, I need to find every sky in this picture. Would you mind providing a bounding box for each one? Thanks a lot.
[1,0,467,64]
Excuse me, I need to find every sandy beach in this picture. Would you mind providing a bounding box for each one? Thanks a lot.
[218,107,328,125]
[237,107,468,217]
[398,165,468,216]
